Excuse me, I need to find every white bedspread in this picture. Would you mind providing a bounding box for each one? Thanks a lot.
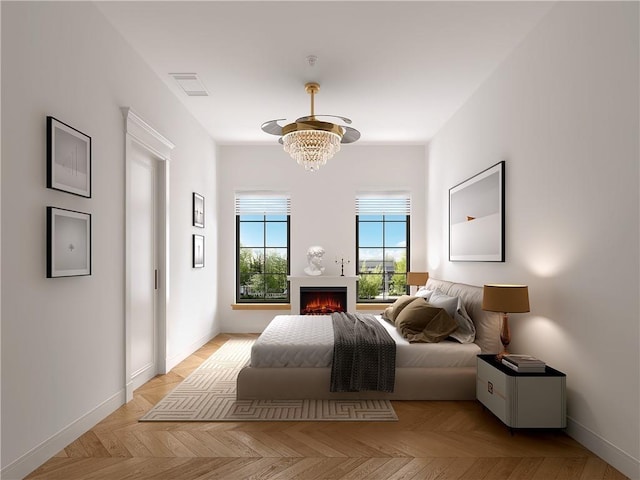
[251,314,480,368]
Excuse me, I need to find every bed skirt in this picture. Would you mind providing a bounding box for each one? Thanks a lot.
[236,366,476,400]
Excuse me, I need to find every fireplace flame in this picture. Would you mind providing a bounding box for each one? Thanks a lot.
[301,294,345,315]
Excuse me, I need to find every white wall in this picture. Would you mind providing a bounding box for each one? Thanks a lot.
[217,144,426,333]
[1,3,218,478]
[426,3,639,478]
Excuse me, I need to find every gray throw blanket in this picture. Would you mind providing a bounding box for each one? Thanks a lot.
[330,312,396,392]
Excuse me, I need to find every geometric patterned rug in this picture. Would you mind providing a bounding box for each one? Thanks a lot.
[140,338,398,422]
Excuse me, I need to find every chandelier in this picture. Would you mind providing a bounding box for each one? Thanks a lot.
[261,82,360,172]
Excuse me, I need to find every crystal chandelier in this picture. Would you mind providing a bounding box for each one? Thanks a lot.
[283,129,341,172]
[261,82,360,172]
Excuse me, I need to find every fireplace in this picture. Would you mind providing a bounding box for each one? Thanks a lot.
[287,275,357,314]
[300,286,347,315]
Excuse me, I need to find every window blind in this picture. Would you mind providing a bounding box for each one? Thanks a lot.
[355,193,411,215]
[235,193,291,215]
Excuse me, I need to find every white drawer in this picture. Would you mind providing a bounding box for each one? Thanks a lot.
[477,357,508,424]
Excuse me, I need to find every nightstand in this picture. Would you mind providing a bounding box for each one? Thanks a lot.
[476,354,566,429]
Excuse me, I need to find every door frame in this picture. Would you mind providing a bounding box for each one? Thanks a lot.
[123,107,174,402]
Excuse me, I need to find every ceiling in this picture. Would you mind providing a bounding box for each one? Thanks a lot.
[96,1,554,145]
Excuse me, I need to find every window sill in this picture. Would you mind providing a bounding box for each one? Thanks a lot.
[356,303,388,311]
[231,303,291,311]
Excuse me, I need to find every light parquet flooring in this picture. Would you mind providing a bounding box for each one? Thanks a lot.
[26,334,629,480]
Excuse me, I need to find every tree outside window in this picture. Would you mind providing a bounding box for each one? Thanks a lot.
[356,209,410,302]
[236,194,290,303]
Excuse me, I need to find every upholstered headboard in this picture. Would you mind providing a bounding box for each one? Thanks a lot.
[426,278,501,354]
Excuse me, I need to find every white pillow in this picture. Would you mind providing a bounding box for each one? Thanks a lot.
[427,290,458,317]
[414,287,433,300]
[450,298,476,344]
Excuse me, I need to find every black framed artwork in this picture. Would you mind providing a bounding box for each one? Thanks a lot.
[47,206,92,277]
[449,161,505,262]
[47,116,92,198]
[193,234,204,268]
[193,192,204,228]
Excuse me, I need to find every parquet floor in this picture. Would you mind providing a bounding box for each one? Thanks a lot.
[26,334,629,479]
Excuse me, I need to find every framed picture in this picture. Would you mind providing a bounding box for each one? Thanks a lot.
[193,234,204,268]
[193,192,204,227]
[47,207,92,277]
[47,116,92,198]
[449,161,505,262]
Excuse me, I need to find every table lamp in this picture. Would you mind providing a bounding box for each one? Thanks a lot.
[406,272,429,294]
[482,284,530,359]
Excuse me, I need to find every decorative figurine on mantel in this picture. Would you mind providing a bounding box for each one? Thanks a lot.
[304,245,325,276]
[335,257,350,276]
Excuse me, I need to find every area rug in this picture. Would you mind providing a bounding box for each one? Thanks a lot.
[140,338,398,422]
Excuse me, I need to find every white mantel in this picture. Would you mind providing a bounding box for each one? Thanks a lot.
[287,275,359,314]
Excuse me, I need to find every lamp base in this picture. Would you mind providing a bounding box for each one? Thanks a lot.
[496,313,510,361]
[496,350,509,361]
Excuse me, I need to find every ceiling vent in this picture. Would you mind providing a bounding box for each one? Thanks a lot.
[169,73,209,97]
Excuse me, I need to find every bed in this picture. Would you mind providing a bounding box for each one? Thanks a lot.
[236,278,502,400]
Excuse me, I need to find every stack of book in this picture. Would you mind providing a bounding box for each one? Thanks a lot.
[502,354,546,373]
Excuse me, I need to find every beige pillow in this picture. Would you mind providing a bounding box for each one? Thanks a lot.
[395,299,458,343]
[428,291,476,343]
[381,295,420,323]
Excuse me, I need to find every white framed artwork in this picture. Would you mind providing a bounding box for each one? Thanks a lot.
[47,206,92,277]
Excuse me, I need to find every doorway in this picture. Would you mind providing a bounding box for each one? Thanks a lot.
[123,108,174,401]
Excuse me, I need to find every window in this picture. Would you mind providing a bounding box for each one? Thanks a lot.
[236,194,290,303]
[356,194,410,302]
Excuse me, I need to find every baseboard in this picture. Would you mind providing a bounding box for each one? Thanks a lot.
[566,415,640,480]
[126,380,134,402]
[165,327,220,372]
[131,362,157,392]
[125,362,165,402]
[1,389,126,480]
